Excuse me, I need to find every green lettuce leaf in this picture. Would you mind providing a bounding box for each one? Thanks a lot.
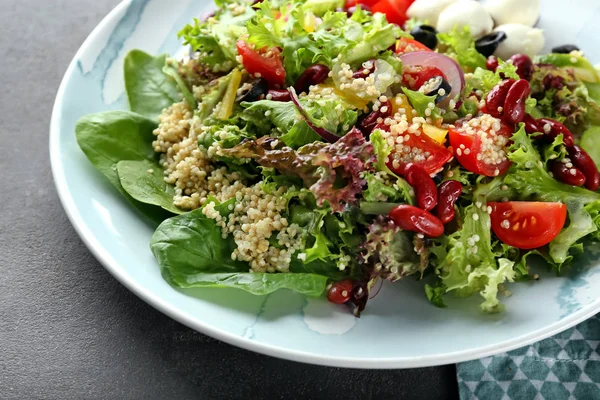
[433,199,516,313]
[503,125,600,265]
[437,26,487,71]
[580,126,600,168]
[464,61,520,95]
[178,1,254,70]
[535,53,600,83]
[402,88,441,121]
[163,61,198,110]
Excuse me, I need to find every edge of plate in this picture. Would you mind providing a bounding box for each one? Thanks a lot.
[48,0,600,369]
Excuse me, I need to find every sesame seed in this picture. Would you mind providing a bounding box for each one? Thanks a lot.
[473,213,479,221]
[501,219,510,229]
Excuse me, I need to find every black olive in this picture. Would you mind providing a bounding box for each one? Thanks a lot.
[410,25,438,50]
[422,76,452,104]
[475,31,507,57]
[236,78,268,102]
[552,44,580,54]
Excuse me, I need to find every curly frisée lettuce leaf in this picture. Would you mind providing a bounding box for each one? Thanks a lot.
[535,53,600,83]
[150,206,330,296]
[437,26,487,71]
[245,1,401,83]
[362,216,423,282]
[241,97,357,148]
[219,128,374,212]
[178,1,254,70]
[430,195,516,313]
[464,60,520,96]
[332,58,398,101]
[502,126,600,265]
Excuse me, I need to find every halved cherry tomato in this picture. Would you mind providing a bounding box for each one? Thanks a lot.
[489,202,567,250]
[345,0,379,8]
[395,37,433,54]
[381,124,453,175]
[448,118,513,177]
[402,65,446,90]
[372,0,413,26]
[236,40,286,86]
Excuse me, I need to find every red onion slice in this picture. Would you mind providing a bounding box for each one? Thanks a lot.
[399,51,465,108]
[288,87,340,143]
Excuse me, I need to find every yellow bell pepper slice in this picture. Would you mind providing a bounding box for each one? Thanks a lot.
[216,69,242,120]
[422,124,448,144]
[391,94,414,122]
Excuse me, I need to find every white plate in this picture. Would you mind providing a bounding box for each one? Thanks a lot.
[50,0,600,368]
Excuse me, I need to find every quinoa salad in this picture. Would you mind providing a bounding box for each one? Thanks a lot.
[76,0,600,315]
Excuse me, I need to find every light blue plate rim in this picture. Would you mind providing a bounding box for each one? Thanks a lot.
[49,0,600,368]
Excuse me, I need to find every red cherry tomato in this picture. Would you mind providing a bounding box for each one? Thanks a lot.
[489,202,567,250]
[236,40,286,86]
[448,118,513,177]
[327,280,354,304]
[395,37,433,54]
[402,65,446,90]
[383,125,453,175]
[372,0,413,26]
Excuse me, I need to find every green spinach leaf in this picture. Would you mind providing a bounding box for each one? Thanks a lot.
[75,110,172,223]
[124,50,180,120]
[151,209,329,296]
[117,160,184,215]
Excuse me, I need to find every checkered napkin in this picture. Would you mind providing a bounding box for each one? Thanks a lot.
[457,314,600,399]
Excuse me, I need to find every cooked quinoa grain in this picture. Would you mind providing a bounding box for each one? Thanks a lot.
[153,100,303,272]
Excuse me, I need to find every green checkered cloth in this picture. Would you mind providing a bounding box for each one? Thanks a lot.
[457,315,600,399]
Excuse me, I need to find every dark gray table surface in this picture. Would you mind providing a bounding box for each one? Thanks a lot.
[0,1,458,398]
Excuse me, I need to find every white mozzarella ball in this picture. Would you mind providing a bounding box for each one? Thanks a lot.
[437,0,494,39]
[485,0,540,27]
[406,0,458,28]
[493,24,545,59]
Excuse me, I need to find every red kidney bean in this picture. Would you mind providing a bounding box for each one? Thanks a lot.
[389,205,445,237]
[568,145,600,191]
[509,53,534,81]
[267,89,291,102]
[404,164,438,211]
[357,100,392,135]
[486,55,499,72]
[537,118,575,147]
[435,180,463,224]
[352,59,376,79]
[294,64,330,94]
[327,280,354,304]
[503,79,531,124]
[523,114,542,134]
[486,79,515,118]
[550,160,586,187]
